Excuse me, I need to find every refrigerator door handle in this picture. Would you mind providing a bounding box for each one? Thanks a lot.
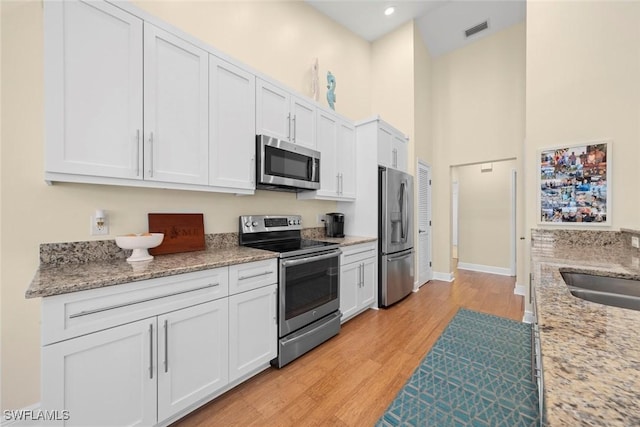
[403,180,409,242]
[400,181,406,240]
[387,250,413,262]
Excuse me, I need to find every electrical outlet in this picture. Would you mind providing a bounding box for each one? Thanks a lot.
[90,215,109,236]
[632,236,640,249]
[317,214,326,225]
[632,257,640,268]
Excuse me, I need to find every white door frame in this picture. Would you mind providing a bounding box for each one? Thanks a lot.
[510,169,517,276]
[417,159,433,287]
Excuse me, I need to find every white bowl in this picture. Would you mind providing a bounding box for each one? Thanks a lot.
[115,233,164,262]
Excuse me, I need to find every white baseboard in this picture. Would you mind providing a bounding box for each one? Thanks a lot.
[514,282,527,296]
[457,262,512,276]
[432,271,454,282]
[523,310,534,323]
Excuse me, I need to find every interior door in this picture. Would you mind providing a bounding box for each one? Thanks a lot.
[418,161,433,285]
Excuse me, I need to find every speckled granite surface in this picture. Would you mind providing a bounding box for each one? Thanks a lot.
[27,233,376,299]
[531,229,640,426]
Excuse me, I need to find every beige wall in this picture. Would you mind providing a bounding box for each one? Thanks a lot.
[413,26,433,167]
[371,21,416,174]
[525,1,640,231]
[430,22,526,277]
[456,160,517,270]
[524,1,640,310]
[0,0,373,410]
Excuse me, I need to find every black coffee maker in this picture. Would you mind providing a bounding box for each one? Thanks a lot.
[325,213,345,238]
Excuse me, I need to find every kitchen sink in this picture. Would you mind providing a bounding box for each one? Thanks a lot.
[560,270,640,311]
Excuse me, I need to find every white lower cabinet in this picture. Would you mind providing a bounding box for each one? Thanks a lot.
[340,242,377,322]
[228,284,277,382]
[42,319,156,427]
[41,259,277,426]
[157,299,229,422]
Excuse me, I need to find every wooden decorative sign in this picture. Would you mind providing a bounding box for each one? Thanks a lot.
[148,213,205,255]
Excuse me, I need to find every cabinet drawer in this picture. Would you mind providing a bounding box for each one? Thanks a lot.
[229,259,278,295]
[42,268,229,345]
[340,242,377,266]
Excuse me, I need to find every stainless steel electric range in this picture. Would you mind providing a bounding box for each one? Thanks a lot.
[239,215,342,368]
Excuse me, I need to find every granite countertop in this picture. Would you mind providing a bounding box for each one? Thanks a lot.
[531,232,640,426]
[26,234,377,299]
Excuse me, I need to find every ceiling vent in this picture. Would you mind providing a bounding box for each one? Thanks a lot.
[464,21,489,38]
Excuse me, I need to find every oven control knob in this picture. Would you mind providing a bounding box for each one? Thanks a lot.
[289,219,294,225]
[244,221,251,228]
[252,221,259,227]
[296,219,301,225]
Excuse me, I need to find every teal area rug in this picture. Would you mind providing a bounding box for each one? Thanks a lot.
[377,309,539,427]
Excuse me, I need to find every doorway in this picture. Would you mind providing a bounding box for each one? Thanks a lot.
[451,159,517,276]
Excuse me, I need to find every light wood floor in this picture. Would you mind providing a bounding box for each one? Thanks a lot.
[174,268,524,427]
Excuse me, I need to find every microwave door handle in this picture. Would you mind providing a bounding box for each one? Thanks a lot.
[310,159,318,182]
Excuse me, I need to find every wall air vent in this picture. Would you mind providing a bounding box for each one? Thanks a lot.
[464,21,489,38]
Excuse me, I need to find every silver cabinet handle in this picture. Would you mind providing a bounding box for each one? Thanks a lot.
[287,113,291,140]
[148,132,154,177]
[361,263,365,287]
[238,270,274,281]
[69,283,220,318]
[164,319,169,373]
[250,155,255,185]
[336,174,340,194]
[149,323,154,379]
[273,289,278,323]
[136,129,141,177]
[292,115,297,142]
[340,173,344,195]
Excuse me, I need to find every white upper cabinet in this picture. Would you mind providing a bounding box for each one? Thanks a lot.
[256,79,316,149]
[290,96,316,148]
[209,55,256,192]
[377,121,408,172]
[298,107,355,201]
[45,0,143,179]
[143,24,209,185]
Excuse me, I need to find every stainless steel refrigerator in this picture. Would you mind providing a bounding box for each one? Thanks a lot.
[378,166,415,307]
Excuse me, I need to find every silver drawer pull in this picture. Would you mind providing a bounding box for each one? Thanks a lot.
[68,283,219,319]
[238,270,274,281]
[344,248,375,257]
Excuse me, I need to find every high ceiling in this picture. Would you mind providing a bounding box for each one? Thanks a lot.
[306,0,526,57]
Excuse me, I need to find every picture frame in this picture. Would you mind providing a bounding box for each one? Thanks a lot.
[538,141,611,225]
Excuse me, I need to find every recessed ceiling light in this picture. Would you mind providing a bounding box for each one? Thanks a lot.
[384,6,395,16]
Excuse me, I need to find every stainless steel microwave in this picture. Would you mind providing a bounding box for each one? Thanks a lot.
[256,135,320,192]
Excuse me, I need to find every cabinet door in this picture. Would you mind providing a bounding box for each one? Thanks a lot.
[209,56,256,191]
[339,262,360,322]
[359,257,377,308]
[157,299,229,422]
[45,0,143,179]
[144,24,209,185]
[316,110,339,196]
[392,134,408,171]
[42,319,156,427]
[337,120,356,199]
[228,284,277,382]
[291,95,316,148]
[256,79,290,141]
[377,125,393,168]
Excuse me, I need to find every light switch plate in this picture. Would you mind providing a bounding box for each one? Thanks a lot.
[632,236,640,249]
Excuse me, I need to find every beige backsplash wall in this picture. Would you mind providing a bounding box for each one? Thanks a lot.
[0,0,377,410]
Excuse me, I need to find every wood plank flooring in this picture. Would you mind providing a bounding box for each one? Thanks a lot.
[173,269,524,427]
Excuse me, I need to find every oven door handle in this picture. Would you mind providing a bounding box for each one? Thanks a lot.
[281,250,341,267]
